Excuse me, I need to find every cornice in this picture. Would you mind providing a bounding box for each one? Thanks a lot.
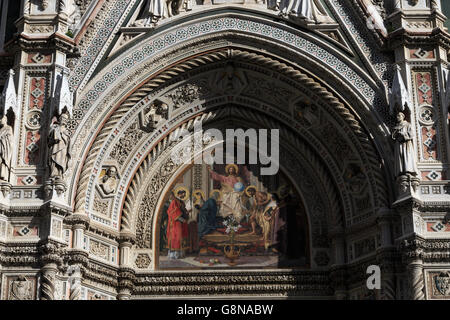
[5,33,79,57]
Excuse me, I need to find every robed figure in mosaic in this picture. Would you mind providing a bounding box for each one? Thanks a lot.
[158,163,309,269]
[48,113,71,179]
[0,116,12,182]
[208,164,247,221]
[391,112,418,177]
[166,187,190,259]
[197,190,220,238]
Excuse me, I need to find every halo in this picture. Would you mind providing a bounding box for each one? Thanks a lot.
[257,191,270,206]
[193,189,206,200]
[245,185,257,197]
[209,189,222,200]
[276,185,290,200]
[174,186,189,201]
[225,164,239,174]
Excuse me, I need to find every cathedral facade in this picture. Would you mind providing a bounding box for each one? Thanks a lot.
[0,0,449,300]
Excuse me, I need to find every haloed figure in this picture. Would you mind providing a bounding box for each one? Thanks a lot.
[166,187,190,259]
[187,190,204,253]
[99,167,118,195]
[197,191,220,238]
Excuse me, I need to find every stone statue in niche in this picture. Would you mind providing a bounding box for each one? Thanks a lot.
[0,115,13,182]
[99,166,118,195]
[131,0,334,27]
[391,112,418,178]
[143,100,169,131]
[64,0,82,32]
[48,112,71,180]
[133,0,186,26]
[277,0,334,23]
[8,276,33,300]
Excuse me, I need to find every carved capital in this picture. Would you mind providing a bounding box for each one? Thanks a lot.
[118,267,136,293]
[119,231,136,247]
[400,235,426,263]
[38,241,65,266]
[66,249,90,267]
[64,211,90,229]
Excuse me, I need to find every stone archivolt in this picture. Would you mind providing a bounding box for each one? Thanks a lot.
[74,49,389,232]
[1,0,450,300]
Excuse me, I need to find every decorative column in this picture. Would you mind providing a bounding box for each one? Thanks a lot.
[402,237,426,300]
[376,208,398,300]
[329,228,347,300]
[407,257,425,300]
[67,264,82,300]
[5,0,78,200]
[38,241,63,300]
[386,1,450,196]
[64,211,90,300]
[4,1,80,300]
[386,0,448,301]
[117,232,136,300]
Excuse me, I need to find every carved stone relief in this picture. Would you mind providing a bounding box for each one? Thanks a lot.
[165,82,211,109]
[6,276,36,300]
[135,253,152,269]
[93,193,111,217]
[89,239,110,261]
[131,0,335,29]
[97,166,119,196]
[427,271,450,299]
[109,121,145,168]
[138,99,169,132]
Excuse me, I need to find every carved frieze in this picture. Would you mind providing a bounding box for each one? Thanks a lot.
[89,239,110,261]
[138,99,169,132]
[134,271,332,296]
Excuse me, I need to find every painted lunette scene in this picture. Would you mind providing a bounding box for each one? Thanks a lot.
[157,162,309,269]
